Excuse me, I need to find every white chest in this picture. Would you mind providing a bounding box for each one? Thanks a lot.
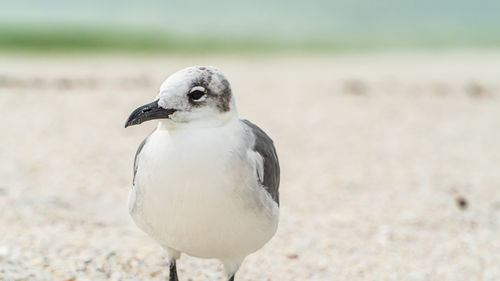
[129,122,279,259]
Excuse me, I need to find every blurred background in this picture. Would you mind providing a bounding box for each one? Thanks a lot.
[1,0,500,53]
[1,1,500,280]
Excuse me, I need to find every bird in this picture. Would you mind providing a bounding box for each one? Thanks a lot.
[124,66,280,281]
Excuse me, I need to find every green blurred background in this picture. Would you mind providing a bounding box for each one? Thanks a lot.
[1,0,499,53]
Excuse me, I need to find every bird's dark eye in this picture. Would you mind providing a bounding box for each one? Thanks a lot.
[189,90,204,100]
[188,87,206,102]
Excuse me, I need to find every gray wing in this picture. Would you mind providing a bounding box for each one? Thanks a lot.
[242,119,280,205]
[132,131,153,185]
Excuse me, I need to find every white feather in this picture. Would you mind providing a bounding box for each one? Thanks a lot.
[129,118,279,261]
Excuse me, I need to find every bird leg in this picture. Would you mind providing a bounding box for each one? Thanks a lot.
[223,258,241,281]
[169,260,178,281]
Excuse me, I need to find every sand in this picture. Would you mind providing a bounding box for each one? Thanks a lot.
[1,53,500,280]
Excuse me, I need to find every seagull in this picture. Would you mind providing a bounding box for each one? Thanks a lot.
[124,66,280,281]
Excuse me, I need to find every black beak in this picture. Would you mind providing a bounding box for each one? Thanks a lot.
[125,100,176,128]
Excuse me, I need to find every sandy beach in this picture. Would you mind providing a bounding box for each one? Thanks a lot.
[1,53,500,280]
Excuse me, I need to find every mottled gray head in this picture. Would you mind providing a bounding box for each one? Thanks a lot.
[125,66,237,128]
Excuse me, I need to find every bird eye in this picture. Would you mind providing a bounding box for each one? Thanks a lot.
[189,90,205,100]
[188,86,207,102]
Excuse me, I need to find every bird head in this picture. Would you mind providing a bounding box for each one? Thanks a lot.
[125,66,237,129]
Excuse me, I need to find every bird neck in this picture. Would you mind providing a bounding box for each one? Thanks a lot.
[158,111,238,131]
